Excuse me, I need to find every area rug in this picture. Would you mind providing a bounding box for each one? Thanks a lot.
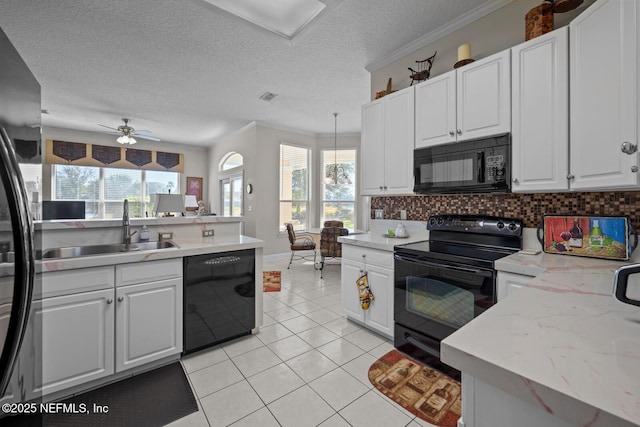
[368,350,462,426]
[3,362,198,427]
[263,270,281,292]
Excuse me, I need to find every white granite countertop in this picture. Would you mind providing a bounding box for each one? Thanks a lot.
[442,252,640,427]
[38,235,263,273]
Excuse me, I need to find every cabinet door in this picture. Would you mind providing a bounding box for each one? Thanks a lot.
[512,28,569,192]
[496,272,533,302]
[341,259,365,323]
[384,87,415,194]
[25,289,115,399]
[115,278,182,372]
[570,0,639,189]
[361,99,386,195]
[457,50,511,141]
[364,265,394,339]
[415,71,456,148]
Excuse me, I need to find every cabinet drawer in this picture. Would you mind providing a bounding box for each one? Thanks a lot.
[116,258,182,287]
[342,245,393,269]
[37,266,115,299]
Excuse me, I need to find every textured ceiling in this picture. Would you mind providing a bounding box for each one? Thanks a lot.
[0,0,495,147]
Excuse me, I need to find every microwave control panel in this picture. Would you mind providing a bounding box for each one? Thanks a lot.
[485,154,506,183]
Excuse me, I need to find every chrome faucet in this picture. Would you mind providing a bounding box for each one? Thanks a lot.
[122,199,137,245]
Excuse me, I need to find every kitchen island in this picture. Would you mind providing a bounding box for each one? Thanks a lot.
[441,252,640,427]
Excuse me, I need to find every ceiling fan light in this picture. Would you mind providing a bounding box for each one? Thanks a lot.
[116,135,137,145]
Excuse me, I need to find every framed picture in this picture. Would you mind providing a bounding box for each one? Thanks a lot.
[186,177,203,202]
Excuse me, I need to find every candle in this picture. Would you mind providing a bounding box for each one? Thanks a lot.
[458,43,471,62]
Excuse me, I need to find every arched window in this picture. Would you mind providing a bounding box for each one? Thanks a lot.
[219,152,244,216]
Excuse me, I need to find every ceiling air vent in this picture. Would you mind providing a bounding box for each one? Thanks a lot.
[259,92,278,101]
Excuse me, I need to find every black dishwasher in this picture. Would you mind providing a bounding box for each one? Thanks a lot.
[183,249,255,354]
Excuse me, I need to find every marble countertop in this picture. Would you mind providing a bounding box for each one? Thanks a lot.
[338,232,427,252]
[442,252,640,427]
[38,235,263,273]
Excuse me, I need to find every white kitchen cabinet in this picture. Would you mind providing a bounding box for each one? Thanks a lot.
[25,288,115,399]
[570,0,639,190]
[496,271,534,302]
[115,278,182,372]
[415,50,510,149]
[361,86,414,195]
[341,245,394,339]
[511,28,569,192]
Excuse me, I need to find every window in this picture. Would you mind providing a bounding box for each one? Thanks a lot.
[52,165,179,219]
[322,149,356,228]
[219,152,244,217]
[279,144,310,231]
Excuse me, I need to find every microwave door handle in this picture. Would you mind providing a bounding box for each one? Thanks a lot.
[477,151,485,183]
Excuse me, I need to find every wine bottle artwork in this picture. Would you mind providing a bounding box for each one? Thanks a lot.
[569,218,583,248]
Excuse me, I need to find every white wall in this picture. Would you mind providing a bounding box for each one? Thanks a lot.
[209,122,362,256]
[41,127,209,206]
[370,0,596,96]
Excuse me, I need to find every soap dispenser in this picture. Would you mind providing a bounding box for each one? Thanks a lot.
[140,225,150,242]
[395,223,408,238]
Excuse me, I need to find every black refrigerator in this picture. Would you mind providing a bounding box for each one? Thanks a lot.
[0,26,39,400]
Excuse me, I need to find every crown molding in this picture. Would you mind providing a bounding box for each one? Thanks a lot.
[365,0,514,72]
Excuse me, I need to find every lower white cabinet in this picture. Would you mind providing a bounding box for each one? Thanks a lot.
[496,271,534,301]
[20,259,183,400]
[26,288,115,398]
[115,278,182,372]
[341,245,394,339]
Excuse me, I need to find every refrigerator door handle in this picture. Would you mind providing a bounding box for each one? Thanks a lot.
[0,127,35,396]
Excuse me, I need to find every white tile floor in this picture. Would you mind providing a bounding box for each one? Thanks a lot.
[170,257,437,427]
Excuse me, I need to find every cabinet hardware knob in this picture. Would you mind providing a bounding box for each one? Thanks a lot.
[456,129,462,134]
[383,186,388,190]
[632,166,638,173]
[567,174,575,180]
[106,299,113,304]
[379,186,383,190]
[449,131,454,136]
[360,269,364,273]
[621,142,638,155]
[512,178,519,184]
[362,254,366,258]
[117,297,124,302]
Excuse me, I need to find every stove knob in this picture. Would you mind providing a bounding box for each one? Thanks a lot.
[428,217,436,227]
[496,221,505,229]
[508,223,517,231]
[437,217,444,225]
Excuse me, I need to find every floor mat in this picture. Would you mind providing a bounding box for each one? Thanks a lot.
[263,270,281,292]
[2,361,198,427]
[368,349,461,427]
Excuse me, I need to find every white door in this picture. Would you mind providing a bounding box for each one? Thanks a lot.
[570,0,639,189]
[457,50,511,141]
[26,289,115,399]
[115,278,182,372]
[511,28,569,192]
[360,99,386,195]
[364,266,394,339]
[383,87,415,194]
[341,259,366,323]
[415,71,456,148]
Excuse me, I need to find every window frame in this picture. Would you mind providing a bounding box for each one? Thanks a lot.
[279,142,312,232]
[51,164,180,219]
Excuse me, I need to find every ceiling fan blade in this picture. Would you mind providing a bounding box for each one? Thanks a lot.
[98,124,119,131]
[135,134,161,142]
[133,129,152,135]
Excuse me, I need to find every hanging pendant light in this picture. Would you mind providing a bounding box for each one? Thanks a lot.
[325,112,352,185]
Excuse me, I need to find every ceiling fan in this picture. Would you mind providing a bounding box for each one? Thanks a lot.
[99,118,161,145]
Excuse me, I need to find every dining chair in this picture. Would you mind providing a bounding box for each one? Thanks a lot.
[323,220,344,228]
[319,226,349,278]
[284,222,317,269]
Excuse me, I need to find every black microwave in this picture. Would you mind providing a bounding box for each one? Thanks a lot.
[413,134,511,194]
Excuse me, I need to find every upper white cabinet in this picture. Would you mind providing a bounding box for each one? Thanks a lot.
[511,27,569,192]
[570,0,639,190]
[415,50,511,149]
[361,86,414,195]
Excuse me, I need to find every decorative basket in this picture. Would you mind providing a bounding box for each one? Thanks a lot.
[525,2,554,41]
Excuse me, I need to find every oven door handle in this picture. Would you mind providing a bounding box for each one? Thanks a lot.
[405,334,441,359]
[395,254,492,276]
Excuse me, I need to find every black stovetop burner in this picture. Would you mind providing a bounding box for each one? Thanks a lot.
[394,214,523,269]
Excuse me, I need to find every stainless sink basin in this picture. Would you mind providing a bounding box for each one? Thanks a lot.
[40,241,178,259]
